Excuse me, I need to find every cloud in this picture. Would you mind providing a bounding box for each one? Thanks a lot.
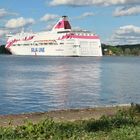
[0,9,8,18]
[115,25,140,35]
[113,6,140,16]
[5,17,35,29]
[49,1,140,19]
[0,29,9,36]
[77,12,95,19]
[0,28,10,44]
[45,21,57,30]
[40,14,59,22]
[109,25,140,45]
[50,0,140,6]
[0,8,18,18]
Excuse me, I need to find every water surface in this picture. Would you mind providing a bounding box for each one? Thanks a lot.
[0,55,139,114]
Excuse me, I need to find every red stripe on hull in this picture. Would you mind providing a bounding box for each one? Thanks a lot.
[71,35,99,39]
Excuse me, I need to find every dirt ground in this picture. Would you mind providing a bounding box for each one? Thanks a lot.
[0,105,130,127]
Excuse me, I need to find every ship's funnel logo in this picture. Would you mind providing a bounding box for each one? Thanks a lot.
[53,16,71,31]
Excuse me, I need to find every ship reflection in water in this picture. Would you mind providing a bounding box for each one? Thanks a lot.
[0,56,140,115]
[43,58,102,110]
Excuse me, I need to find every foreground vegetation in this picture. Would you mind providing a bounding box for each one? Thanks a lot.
[0,104,139,140]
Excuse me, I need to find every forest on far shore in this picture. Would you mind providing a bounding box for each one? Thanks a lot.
[102,44,140,56]
[0,44,140,56]
[0,45,11,54]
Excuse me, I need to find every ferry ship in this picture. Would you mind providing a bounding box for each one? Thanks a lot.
[5,16,102,56]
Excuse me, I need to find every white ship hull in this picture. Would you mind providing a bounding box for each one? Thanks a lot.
[6,16,102,56]
[8,39,102,56]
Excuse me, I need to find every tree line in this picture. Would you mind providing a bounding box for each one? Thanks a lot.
[0,45,11,54]
[102,44,140,56]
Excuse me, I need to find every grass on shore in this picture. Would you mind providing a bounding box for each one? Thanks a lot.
[0,104,140,140]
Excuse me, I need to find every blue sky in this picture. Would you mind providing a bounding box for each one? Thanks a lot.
[0,0,140,45]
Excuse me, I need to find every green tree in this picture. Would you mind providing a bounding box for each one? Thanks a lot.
[0,45,11,54]
[124,48,131,55]
[109,47,123,55]
[131,48,140,56]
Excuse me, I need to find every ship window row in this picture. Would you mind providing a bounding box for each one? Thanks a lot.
[75,33,95,36]
[12,42,58,46]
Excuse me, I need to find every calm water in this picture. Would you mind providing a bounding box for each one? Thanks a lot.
[0,55,140,115]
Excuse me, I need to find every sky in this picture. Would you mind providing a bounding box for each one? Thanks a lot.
[0,0,140,45]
